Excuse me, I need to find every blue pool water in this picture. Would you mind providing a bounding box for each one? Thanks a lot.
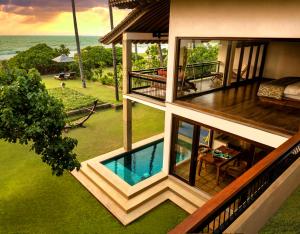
[102,139,164,186]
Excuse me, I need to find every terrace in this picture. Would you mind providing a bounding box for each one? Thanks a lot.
[127,38,300,137]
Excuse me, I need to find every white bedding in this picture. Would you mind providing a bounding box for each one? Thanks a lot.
[284,94,300,101]
[284,81,300,96]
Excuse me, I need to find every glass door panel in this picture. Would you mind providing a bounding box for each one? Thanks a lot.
[172,120,194,182]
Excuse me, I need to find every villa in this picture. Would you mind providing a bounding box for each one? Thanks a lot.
[72,0,300,233]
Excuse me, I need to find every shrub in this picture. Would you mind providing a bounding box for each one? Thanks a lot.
[99,73,114,86]
[8,43,64,74]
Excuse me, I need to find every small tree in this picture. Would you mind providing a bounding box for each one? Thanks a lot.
[55,44,71,56]
[187,43,218,64]
[0,68,80,176]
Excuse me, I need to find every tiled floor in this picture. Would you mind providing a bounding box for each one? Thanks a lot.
[195,163,234,195]
[175,160,235,196]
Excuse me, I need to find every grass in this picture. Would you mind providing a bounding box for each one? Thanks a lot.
[42,74,122,104]
[0,104,188,233]
[48,87,99,111]
[259,186,300,234]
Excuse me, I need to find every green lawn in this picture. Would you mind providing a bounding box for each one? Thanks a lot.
[0,104,188,233]
[42,74,122,104]
[259,186,300,234]
[48,87,98,111]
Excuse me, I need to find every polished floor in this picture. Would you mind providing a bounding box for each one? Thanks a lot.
[178,82,300,136]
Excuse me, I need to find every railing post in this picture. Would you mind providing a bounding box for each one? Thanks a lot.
[128,72,132,94]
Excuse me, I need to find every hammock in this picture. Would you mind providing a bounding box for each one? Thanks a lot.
[64,100,98,131]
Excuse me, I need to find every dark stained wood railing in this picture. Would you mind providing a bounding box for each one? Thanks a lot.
[129,62,220,101]
[169,132,300,234]
[129,71,167,101]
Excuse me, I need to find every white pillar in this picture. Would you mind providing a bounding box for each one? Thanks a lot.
[165,36,177,103]
[122,34,132,151]
[162,110,173,174]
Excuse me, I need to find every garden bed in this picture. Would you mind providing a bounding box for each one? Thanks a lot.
[48,87,102,111]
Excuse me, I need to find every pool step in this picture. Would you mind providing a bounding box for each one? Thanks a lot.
[80,164,169,213]
[87,161,168,198]
[72,162,209,225]
[85,161,208,211]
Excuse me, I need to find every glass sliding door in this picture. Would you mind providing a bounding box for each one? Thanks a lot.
[170,118,199,184]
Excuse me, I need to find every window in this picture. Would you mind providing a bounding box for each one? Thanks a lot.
[175,38,268,99]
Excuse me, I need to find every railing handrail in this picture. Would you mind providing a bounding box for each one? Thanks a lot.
[130,72,167,84]
[132,61,220,73]
[169,131,300,234]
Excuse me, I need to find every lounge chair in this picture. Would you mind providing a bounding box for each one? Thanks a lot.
[65,72,76,80]
[54,72,65,80]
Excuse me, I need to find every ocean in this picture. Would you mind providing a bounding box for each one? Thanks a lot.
[0,35,165,61]
[0,35,101,60]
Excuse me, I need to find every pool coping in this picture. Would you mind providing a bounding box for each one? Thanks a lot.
[86,133,167,198]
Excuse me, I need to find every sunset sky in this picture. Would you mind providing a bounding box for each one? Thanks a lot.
[0,0,129,36]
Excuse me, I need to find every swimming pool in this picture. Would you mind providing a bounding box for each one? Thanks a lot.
[101,139,164,186]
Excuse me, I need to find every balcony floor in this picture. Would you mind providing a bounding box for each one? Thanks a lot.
[177,82,300,136]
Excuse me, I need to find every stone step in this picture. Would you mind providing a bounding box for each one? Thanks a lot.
[71,168,128,224]
[87,161,167,199]
[71,164,209,226]
[80,164,170,213]
[72,169,198,225]
[168,176,211,206]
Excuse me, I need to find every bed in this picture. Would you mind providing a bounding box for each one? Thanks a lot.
[257,77,300,108]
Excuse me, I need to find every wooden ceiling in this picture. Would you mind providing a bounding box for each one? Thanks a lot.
[109,0,162,9]
[101,0,169,44]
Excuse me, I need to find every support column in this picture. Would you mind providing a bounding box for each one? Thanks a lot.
[123,99,132,151]
[122,34,132,151]
[162,110,173,174]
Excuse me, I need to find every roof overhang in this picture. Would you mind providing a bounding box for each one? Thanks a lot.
[109,0,162,9]
[101,0,169,44]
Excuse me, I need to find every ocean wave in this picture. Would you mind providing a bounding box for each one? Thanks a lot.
[0,50,17,56]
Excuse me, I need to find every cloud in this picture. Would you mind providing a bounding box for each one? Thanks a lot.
[0,0,109,23]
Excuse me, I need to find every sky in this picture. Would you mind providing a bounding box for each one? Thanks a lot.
[0,0,129,36]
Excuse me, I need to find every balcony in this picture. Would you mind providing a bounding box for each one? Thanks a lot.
[128,61,220,102]
[129,68,167,101]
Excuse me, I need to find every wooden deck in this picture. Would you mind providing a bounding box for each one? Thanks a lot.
[177,82,300,137]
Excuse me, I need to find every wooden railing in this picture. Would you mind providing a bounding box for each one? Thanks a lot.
[182,61,220,81]
[129,62,220,101]
[129,71,167,101]
[169,132,300,234]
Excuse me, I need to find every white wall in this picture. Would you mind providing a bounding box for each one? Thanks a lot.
[264,42,300,79]
[169,0,300,39]
[163,0,300,175]
[167,0,300,98]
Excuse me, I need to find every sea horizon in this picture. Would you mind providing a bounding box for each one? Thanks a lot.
[0,35,103,60]
[0,35,156,61]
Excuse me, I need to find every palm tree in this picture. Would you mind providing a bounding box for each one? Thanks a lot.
[108,2,119,101]
[157,43,164,67]
[71,0,86,88]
